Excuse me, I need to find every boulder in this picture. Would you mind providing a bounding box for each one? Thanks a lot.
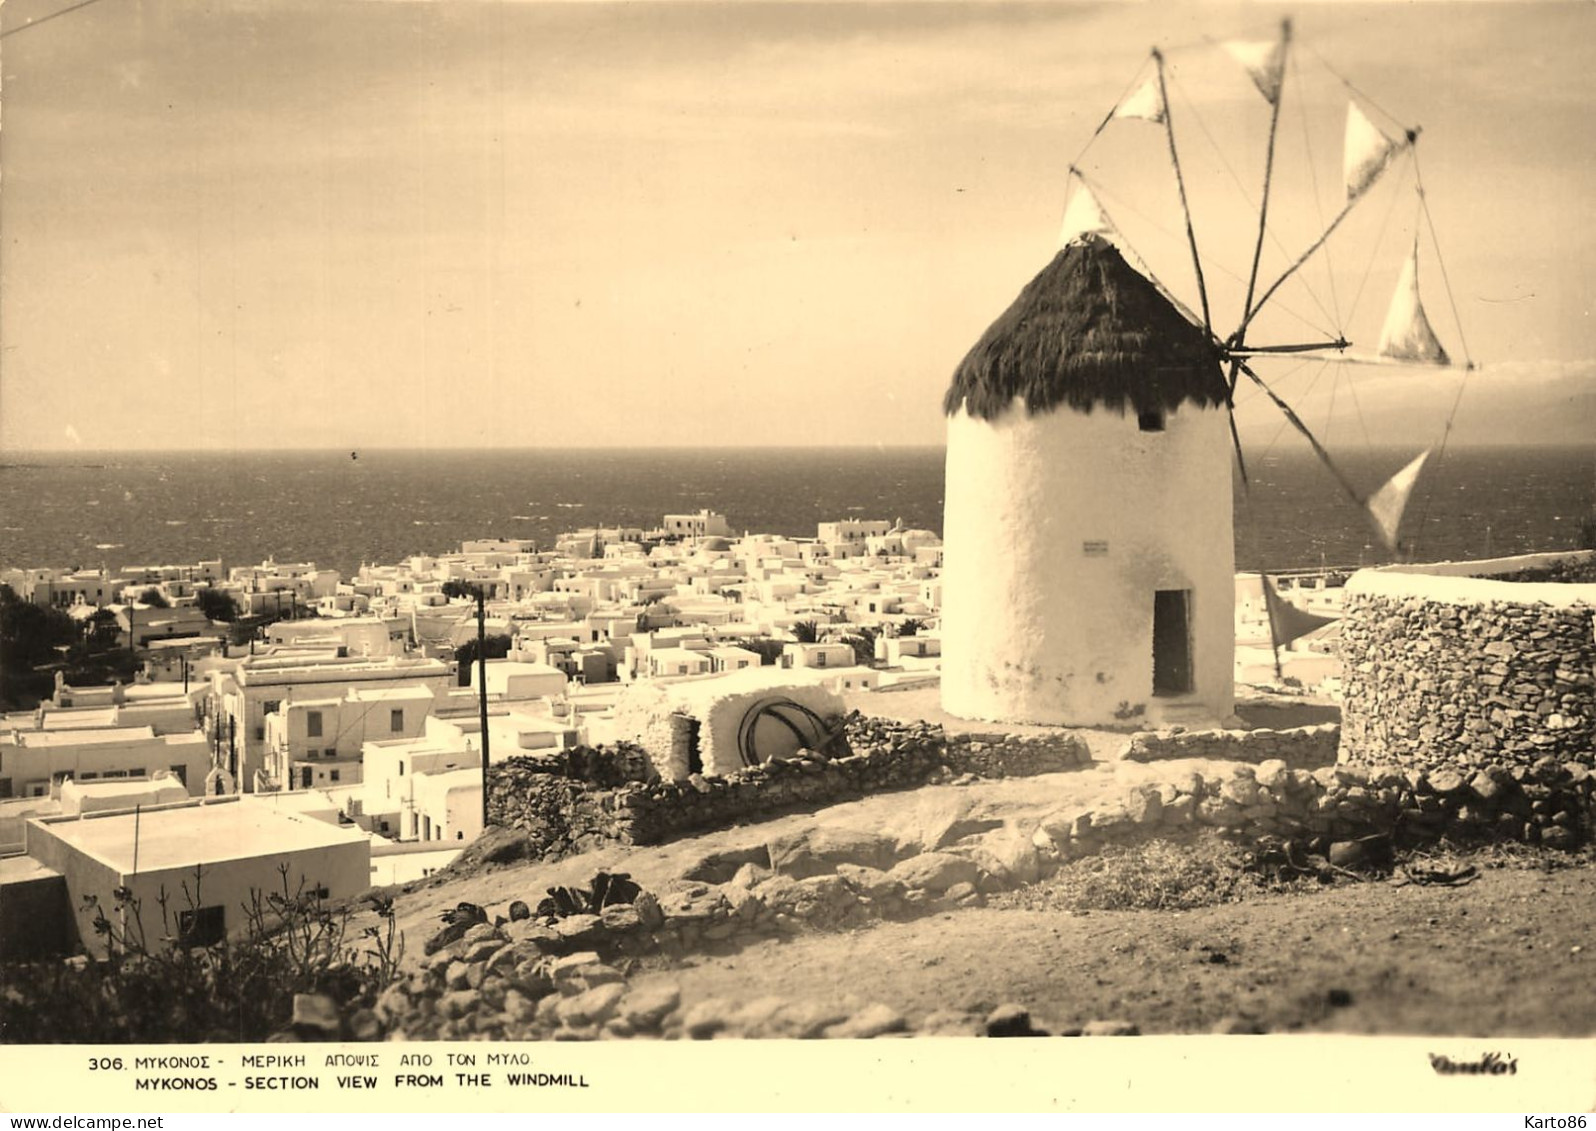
[619,984,682,1031]
[766,826,899,878]
[887,851,981,895]
[823,1003,907,1039]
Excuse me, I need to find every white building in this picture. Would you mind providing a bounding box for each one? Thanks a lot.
[22,796,370,958]
[260,685,436,792]
[661,510,732,539]
[206,654,451,793]
[941,231,1235,727]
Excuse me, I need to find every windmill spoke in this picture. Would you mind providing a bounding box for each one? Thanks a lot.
[1237,360,1365,509]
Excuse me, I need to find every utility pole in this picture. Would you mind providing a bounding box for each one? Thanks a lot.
[475,585,491,832]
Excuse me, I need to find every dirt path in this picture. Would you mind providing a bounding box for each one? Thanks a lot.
[621,862,1596,1036]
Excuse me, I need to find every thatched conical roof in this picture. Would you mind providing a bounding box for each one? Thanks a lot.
[944,234,1227,421]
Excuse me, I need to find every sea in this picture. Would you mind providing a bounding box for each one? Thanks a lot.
[0,445,1590,581]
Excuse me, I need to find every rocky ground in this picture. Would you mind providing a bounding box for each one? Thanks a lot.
[351,691,1595,1041]
[617,851,1596,1037]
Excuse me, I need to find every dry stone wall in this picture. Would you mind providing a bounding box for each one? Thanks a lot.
[1117,724,1339,767]
[1032,756,1594,861]
[487,714,1091,858]
[1337,565,1596,772]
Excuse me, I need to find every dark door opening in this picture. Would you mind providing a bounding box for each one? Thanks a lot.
[686,717,703,776]
[1153,589,1193,696]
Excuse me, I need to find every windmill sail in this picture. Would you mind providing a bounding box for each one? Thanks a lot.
[1344,102,1401,202]
[1058,179,1115,247]
[1366,449,1432,552]
[1378,239,1450,364]
[1221,37,1286,104]
[1113,76,1166,124]
[1261,575,1338,649]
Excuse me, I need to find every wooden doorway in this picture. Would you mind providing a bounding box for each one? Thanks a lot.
[1153,589,1193,696]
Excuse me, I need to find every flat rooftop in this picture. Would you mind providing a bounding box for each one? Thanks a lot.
[15,726,157,747]
[33,798,368,874]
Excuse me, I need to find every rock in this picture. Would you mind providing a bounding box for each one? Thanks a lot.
[1255,759,1290,790]
[1540,826,1580,851]
[724,885,764,919]
[1327,841,1365,868]
[437,990,478,1022]
[346,1008,380,1042]
[879,793,976,856]
[1220,776,1260,807]
[572,962,626,989]
[729,862,771,889]
[968,826,1042,886]
[443,961,472,991]
[835,863,905,901]
[1429,770,1467,796]
[552,913,605,945]
[633,891,666,931]
[767,1000,853,1039]
[1124,786,1164,825]
[985,1003,1041,1037]
[680,998,737,1039]
[599,904,643,933]
[503,988,538,1025]
[766,826,899,878]
[681,844,772,884]
[457,935,504,964]
[550,951,605,976]
[556,983,626,1027]
[291,993,341,1038]
[1081,1019,1140,1036]
[374,983,411,1026]
[504,919,561,952]
[942,881,983,906]
[887,851,981,895]
[729,996,791,1036]
[1086,802,1133,835]
[619,984,682,1031]
[422,920,474,956]
[823,1003,908,1039]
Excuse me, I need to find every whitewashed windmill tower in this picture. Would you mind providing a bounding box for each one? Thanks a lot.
[940,19,1470,728]
[940,227,1236,728]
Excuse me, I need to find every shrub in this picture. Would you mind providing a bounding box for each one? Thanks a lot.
[0,865,402,1044]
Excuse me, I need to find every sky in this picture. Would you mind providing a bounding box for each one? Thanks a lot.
[1,0,1592,452]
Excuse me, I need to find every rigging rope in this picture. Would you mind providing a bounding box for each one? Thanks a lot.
[1400,153,1475,561]
[1166,68,1341,334]
[1307,45,1412,136]
[1343,154,1412,327]
[1291,51,1343,331]
[1083,172,1335,340]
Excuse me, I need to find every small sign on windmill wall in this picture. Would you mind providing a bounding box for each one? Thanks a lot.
[1082,540,1109,557]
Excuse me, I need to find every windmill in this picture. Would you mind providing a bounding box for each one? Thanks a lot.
[940,18,1475,727]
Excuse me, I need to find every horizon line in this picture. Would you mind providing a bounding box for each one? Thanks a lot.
[3,438,1591,457]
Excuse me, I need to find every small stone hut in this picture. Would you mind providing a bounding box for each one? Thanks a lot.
[607,668,845,782]
[1337,550,1596,772]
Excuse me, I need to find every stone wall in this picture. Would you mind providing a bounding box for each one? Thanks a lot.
[1032,756,1593,861]
[487,714,1092,859]
[1337,560,1596,772]
[1116,724,1339,768]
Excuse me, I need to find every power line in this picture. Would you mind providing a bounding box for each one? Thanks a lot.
[1,0,108,38]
